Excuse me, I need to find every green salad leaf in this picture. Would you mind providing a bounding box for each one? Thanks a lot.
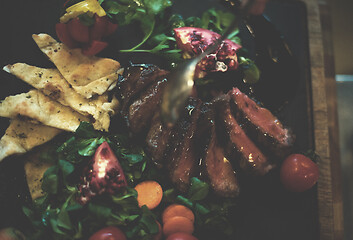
[188,177,209,201]
[41,166,59,195]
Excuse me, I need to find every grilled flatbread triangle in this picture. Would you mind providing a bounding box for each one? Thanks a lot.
[24,148,53,200]
[3,63,120,131]
[0,89,88,132]
[0,119,61,162]
[32,33,122,98]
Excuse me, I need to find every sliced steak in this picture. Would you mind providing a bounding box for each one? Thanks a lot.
[145,111,173,168]
[167,97,202,192]
[198,102,240,198]
[128,78,167,134]
[116,64,168,112]
[215,95,274,176]
[229,87,294,159]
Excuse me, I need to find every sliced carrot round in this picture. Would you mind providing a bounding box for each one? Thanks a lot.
[163,216,194,237]
[134,180,163,210]
[162,204,195,224]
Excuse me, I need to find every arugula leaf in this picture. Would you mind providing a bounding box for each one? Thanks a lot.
[88,203,112,222]
[125,205,159,239]
[42,166,59,194]
[57,209,73,231]
[56,136,76,154]
[184,16,202,28]
[144,0,172,15]
[77,137,106,156]
[188,177,209,201]
[47,210,66,235]
[55,123,108,165]
[58,160,74,178]
[168,14,185,30]
[139,205,159,234]
[239,56,260,84]
[110,134,151,184]
[75,122,99,138]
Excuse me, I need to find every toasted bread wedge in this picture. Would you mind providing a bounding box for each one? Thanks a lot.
[0,90,88,132]
[24,146,54,200]
[32,33,122,98]
[0,119,61,162]
[3,63,119,131]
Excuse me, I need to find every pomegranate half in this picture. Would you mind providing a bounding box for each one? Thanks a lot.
[174,27,242,78]
[78,141,127,205]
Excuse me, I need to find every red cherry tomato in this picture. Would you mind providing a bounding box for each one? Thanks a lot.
[55,23,78,48]
[89,226,127,240]
[82,40,108,56]
[0,228,25,240]
[280,154,319,192]
[90,15,109,41]
[166,232,199,240]
[103,20,118,37]
[67,17,90,43]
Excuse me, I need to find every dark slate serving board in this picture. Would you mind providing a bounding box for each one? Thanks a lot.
[0,0,317,239]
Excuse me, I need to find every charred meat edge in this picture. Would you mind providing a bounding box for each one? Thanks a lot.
[215,95,274,176]
[117,64,168,113]
[166,97,202,193]
[198,102,240,198]
[229,88,294,160]
[145,111,173,168]
[128,78,167,134]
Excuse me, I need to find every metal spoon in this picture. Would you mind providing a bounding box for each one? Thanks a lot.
[161,0,256,127]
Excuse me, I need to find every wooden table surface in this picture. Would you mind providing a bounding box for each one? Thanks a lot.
[300,0,344,239]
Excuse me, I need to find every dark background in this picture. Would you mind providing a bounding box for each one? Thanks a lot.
[0,0,318,239]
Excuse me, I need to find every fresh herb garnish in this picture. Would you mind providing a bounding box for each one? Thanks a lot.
[99,0,172,52]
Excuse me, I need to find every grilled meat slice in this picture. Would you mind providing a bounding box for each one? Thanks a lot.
[199,103,240,198]
[215,95,274,176]
[167,98,202,192]
[128,78,167,134]
[229,87,294,159]
[116,64,168,112]
[145,111,173,168]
